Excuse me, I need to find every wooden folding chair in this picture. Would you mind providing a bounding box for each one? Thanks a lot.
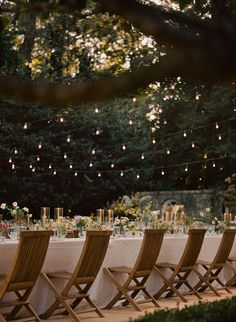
[103,229,166,311]
[154,229,207,302]
[193,228,236,296]
[226,255,236,287]
[0,230,51,322]
[40,230,112,322]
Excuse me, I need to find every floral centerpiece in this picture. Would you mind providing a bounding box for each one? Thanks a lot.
[110,194,141,220]
[73,215,92,235]
[0,202,31,225]
[0,222,8,238]
[113,216,129,236]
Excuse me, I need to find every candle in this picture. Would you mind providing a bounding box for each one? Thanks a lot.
[106,209,114,224]
[54,208,63,220]
[96,209,104,224]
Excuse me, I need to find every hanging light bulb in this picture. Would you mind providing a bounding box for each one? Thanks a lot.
[98,172,102,177]
[185,165,188,172]
[59,117,64,123]
[166,148,170,155]
[23,122,28,130]
[152,139,156,144]
[14,148,18,155]
[204,164,207,169]
[95,108,99,113]
[120,171,124,177]
[89,162,93,167]
[48,164,52,169]
[141,154,145,160]
[161,170,165,175]
[69,164,73,169]
[12,163,15,170]
[111,163,115,168]
[128,120,133,125]
[9,157,12,163]
[215,123,219,129]
[29,164,33,169]
[32,167,36,173]
[64,152,67,159]
[183,131,187,137]
[38,143,42,149]
[199,177,202,181]
[136,174,140,179]
[192,142,195,148]
[53,170,57,175]
[163,120,167,125]
[122,145,126,151]
[67,135,71,143]
[36,156,40,162]
[92,149,96,155]
[74,171,78,176]
[213,162,216,167]
[218,134,222,140]
[95,129,100,135]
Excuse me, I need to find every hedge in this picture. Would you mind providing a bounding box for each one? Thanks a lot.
[133,296,236,322]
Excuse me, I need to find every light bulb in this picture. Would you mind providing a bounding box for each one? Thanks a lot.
[122,145,126,151]
[218,134,222,140]
[213,162,216,167]
[12,163,15,170]
[38,143,42,149]
[49,164,52,169]
[53,170,57,175]
[92,149,96,155]
[111,163,115,168]
[185,166,188,172]
[89,162,93,167]
[215,123,219,129]
[67,136,71,143]
[166,149,170,155]
[136,174,140,179]
[64,153,67,159]
[96,129,100,135]
[95,108,99,113]
[14,148,18,155]
[69,164,73,169]
[192,142,195,148]
[23,122,28,129]
[9,157,12,163]
[152,139,156,144]
[141,154,145,160]
[59,117,64,123]
[74,171,78,176]
[29,164,33,169]
[120,171,124,177]
[183,131,187,137]
[37,156,40,162]
[98,172,101,177]
[128,120,133,125]
[161,170,165,175]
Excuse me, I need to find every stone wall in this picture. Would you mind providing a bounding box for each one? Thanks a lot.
[138,190,224,219]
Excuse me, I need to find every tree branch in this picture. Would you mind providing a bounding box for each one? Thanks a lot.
[0,47,235,106]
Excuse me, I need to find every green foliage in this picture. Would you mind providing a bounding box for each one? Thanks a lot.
[134,296,236,322]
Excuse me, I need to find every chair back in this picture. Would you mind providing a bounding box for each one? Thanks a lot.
[72,230,112,282]
[211,229,236,267]
[2,231,51,294]
[178,229,206,270]
[132,229,166,278]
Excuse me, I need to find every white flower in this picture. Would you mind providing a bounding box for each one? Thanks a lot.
[114,218,120,225]
[12,209,17,215]
[205,208,211,212]
[199,212,204,217]
[0,203,6,209]
[12,202,18,208]
[214,217,218,221]
[22,207,29,212]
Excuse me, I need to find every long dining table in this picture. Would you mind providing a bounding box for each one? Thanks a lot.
[0,233,236,315]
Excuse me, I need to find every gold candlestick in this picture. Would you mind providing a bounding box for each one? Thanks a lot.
[54,207,63,220]
[41,207,50,228]
[106,209,114,224]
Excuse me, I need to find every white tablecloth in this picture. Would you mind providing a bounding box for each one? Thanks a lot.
[0,234,236,315]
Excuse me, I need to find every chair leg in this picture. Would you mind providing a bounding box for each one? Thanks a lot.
[142,288,160,308]
[103,268,142,311]
[192,267,221,297]
[24,303,41,322]
[85,296,104,318]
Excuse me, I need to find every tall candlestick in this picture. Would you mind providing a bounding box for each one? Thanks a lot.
[96,209,104,224]
[106,209,114,224]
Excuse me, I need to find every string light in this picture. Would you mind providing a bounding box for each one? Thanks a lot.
[14,148,18,155]
[23,122,28,130]
[111,163,115,168]
[92,149,96,155]
[141,154,145,160]
[152,139,156,144]
[166,148,171,155]
[128,120,133,125]
[67,135,71,143]
[29,164,33,169]
[122,145,126,151]
[36,156,40,162]
[183,131,187,137]
[163,120,167,125]
[136,174,140,179]
[59,117,64,123]
[95,129,100,135]
[98,172,102,177]
[161,170,165,175]
[38,143,42,149]
[74,171,78,176]
[53,170,57,175]
[192,142,195,148]
[199,177,202,181]
[218,134,222,140]
[9,157,12,163]
[69,164,73,169]
[64,153,67,159]
[89,162,93,167]
[48,164,52,169]
[215,123,219,129]
[95,108,99,113]
[213,162,216,167]
[120,171,124,177]
[11,163,15,170]
[32,167,35,172]
[185,165,188,172]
